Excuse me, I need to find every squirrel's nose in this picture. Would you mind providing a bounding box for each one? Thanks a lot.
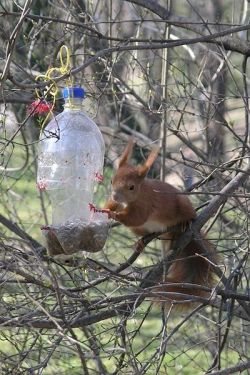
[112,191,121,202]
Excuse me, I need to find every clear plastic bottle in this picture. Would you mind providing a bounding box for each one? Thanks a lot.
[37,87,105,226]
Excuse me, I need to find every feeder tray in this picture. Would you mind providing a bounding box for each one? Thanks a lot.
[41,221,109,256]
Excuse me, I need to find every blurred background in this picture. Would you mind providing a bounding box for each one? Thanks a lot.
[0,1,250,374]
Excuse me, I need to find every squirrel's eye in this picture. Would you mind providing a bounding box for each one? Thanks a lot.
[128,185,135,191]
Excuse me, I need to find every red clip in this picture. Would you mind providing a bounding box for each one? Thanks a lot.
[41,225,50,231]
[94,172,104,182]
[89,203,97,213]
[37,179,48,191]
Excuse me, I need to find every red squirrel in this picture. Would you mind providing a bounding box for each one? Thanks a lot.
[103,139,215,304]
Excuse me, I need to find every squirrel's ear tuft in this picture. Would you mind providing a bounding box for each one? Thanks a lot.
[137,146,159,177]
[118,138,135,168]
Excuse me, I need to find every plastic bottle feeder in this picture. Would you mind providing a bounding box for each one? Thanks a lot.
[37,87,108,256]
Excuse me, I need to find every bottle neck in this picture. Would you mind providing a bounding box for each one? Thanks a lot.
[64,98,83,110]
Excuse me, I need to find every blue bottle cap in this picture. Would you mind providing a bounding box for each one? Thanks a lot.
[63,87,85,99]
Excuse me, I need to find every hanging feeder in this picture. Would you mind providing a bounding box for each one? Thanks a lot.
[37,87,108,256]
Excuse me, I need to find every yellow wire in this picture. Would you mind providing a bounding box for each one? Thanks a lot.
[59,45,71,74]
[35,45,73,129]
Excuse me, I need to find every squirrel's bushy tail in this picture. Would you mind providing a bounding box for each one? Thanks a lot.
[154,238,216,306]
